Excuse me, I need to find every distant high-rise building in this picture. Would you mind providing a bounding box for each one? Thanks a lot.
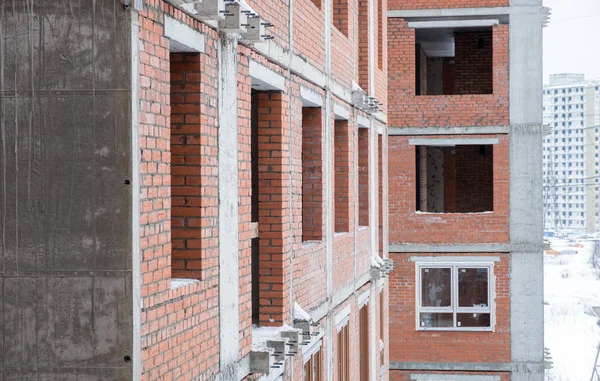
[543,74,600,234]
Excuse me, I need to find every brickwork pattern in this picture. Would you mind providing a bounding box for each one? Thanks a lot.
[335,120,352,233]
[388,20,509,127]
[138,2,220,379]
[358,128,370,226]
[302,108,325,241]
[454,31,493,95]
[388,252,511,364]
[388,135,509,245]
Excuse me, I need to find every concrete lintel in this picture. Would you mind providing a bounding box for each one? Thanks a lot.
[301,86,324,108]
[358,115,371,128]
[388,126,509,135]
[358,289,370,307]
[164,15,206,53]
[249,60,286,91]
[411,375,501,381]
[334,103,350,120]
[409,256,501,263]
[237,355,251,381]
[390,243,510,253]
[387,6,514,19]
[390,361,512,372]
[408,137,499,146]
[408,19,499,29]
[334,306,351,328]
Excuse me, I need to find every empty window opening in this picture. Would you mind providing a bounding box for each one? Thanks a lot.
[334,120,350,233]
[378,291,385,369]
[170,52,203,280]
[415,28,493,95]
[358,128,370,226]
[378,135,384,254]
[337,322,350,381]
[304,345,323,381]
[359,304,369,381]
[333,0,349,36]
[302,108,324,242]
[417,264,493,330]
[377,0,384,70]
[415,145,493,213]
[251,90,260,324]
[357,0,370,89]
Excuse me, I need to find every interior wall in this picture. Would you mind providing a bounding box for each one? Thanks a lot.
[426,147,445,212]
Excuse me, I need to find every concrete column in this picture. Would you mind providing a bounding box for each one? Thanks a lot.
[217,33,240,380]
[508,1,545,379]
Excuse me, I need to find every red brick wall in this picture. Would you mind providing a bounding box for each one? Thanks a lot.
[358,0,370,91]
[139,2,220,379]
[454,30,493,95]
[388,253,511,364]
[257,92,292,326]
[335,120,352,233]
[294,0,326,69]
[302,108,325,241]
[387,0,508,10]
[333,0,350,36]
[388,135,509,245]
[390,371,510,381]
[387,20,509,127]
[358,128,370,226]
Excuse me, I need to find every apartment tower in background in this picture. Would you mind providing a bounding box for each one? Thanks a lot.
[386,0,548,380]
[542,73,600,234]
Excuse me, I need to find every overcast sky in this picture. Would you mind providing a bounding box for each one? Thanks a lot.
[543,0,600,84]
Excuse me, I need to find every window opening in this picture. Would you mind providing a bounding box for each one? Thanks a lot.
[415,145,493,213]
[415,28,493,95]
[417,264,493,330]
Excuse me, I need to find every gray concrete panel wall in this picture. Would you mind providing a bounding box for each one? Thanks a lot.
[0,1,133,379]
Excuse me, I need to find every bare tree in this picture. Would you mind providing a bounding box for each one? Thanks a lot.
[591,240,600,270]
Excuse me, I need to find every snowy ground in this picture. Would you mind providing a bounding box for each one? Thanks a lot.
[545,239,600,380]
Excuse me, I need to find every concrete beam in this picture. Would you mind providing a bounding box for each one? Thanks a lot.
[408,255,501,262]
[411,375,501,381]
[388,7,513,19]
[333,103,350,120]
[301,86,324,107]
[358,115,371,128]
[390,243,510,253]
[408,19,499,29]
[164,15,206,53]
[388,126,509,135]
[390,362,512,372]
[249,60,285,91]
[408,137,499,146]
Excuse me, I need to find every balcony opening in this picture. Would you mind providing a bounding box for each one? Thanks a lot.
[415,27,493,96]
[415,145,493,213]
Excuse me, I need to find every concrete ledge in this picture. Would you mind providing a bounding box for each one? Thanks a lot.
[164,15,206,53]
[411,374,501,381]
[408,137,499,146]
[249,60,285,91]
[408,19,499,29]
[409,255,501,263]
[388,126,509,136]
[387,7,513,19]
[390,362,512,372]
[301,86,324,107]
[358,115,371,128]
[389,243,510,253]
[334,103,350,120]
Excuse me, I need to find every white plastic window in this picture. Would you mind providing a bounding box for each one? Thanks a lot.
[416,263,494,331]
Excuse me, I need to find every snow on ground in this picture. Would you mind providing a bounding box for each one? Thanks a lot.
[545,239,600,380]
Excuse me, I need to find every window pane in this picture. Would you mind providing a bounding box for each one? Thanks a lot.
[419,313,453,328]
[421,268,451,307]
[458,268,489,307]
[457,313,491,328]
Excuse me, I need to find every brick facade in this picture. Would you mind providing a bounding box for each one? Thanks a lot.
[138,0,388,379]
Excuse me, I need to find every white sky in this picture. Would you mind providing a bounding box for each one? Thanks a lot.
[543,0,600,84]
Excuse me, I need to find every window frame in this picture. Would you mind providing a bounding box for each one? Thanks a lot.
[415,261,495,332]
